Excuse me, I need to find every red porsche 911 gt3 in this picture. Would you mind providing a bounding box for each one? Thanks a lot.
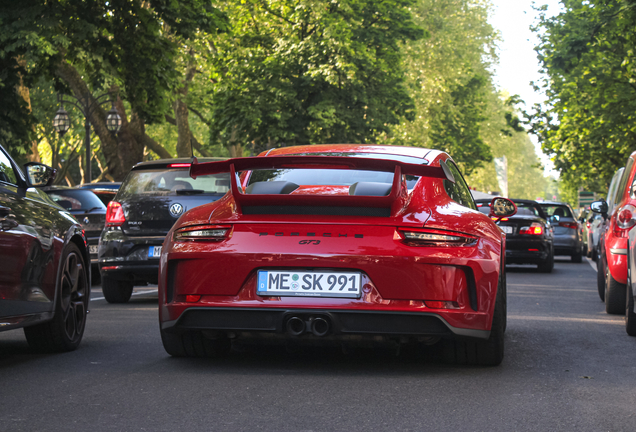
[158,145,516,365]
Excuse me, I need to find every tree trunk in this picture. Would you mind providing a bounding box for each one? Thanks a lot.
[16,57,40,163]
[174,63,197,158]
[55,60,171,180]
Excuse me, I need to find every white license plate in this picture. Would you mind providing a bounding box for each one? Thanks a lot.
[257,270,362,298]
[148,246,162,258]
[501,226,513,234]
[89,245,98,255]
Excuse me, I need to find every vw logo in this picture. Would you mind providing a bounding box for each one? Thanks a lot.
[169,203,184,218]
[83,217,90,224]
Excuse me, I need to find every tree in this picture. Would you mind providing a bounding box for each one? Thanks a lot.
[0,0,228,179]
[531,0,636,194]
[197,0,424,157]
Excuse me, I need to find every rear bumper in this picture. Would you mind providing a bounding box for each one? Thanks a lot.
[161,307,490,340]
[505,238,550,264]
[99,262,160,284]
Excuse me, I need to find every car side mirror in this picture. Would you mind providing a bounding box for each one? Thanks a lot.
[24,162,56,187]
[489,197,517,220]
[590,199,608,217]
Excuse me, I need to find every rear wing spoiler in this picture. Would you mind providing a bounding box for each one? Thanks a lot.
[189,155,455,210]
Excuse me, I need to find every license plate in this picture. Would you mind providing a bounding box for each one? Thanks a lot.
[89,245,98,255]
[148,246,162,258]
[501,226,513,234]
[257,270,362,298]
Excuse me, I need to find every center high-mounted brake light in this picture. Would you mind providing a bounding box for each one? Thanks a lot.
[399,228,477,247]
[519,223,543,235]
[105,201,126,227]
[168,163,191,168]
[173,225,231,242]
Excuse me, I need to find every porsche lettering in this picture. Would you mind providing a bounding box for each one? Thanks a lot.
[259,232,363,238]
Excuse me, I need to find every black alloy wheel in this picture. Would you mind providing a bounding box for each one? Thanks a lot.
[626,256,636,336]
[24,243,89,352]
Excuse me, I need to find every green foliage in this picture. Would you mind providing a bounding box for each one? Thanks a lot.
[200,0,423,150]
[531,0,636,195]
[0,56,32,156]
[380,0,496,173]
[0,0,228,131]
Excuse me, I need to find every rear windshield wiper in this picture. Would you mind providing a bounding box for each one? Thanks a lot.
[76,206,104,213]
[176,189,205,195]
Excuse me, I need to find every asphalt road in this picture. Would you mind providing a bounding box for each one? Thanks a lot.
[1,258,635,432]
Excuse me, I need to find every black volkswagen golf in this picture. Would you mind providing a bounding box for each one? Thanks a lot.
[476,199,555,272]
[98,158,228,303]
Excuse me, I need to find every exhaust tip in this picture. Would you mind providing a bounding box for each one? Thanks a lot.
[311,317,330,337]
[286,317,305,336]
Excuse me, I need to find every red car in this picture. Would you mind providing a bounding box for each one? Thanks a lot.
[158,145,516,365]
[593,150,636,314]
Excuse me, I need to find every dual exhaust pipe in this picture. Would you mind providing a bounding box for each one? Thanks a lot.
[286,316,330,337]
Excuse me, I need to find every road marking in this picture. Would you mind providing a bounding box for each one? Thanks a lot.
[586,256,597,272]
[508,315,623,325]
[91,289,158,302]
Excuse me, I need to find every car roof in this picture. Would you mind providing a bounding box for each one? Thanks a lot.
[132,157,227,171]
[264,144,445,163]
[42,186,93,192]
[538,201,571,206]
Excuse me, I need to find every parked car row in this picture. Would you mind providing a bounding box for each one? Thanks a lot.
[475,198,584,273]
[588,151,636,337]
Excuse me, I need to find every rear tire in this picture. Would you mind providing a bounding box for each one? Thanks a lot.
[538,249,554,273]
[442,271,505,366]
[24,243,89,352]
[597,253,606,301]
[572,247,583,263]
[626,265,636,336]
[161,329,231,358]
[101,277,134,303]
[605,266,626,315]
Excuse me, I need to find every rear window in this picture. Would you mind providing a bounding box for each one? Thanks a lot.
[47,190,106,212]
[479,201,544,217]
[540,205,573,219]
[118,169,230,200]
[247,153,423,190]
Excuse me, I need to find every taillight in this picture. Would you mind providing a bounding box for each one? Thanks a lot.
[586,222,591,229]
[399,228,477,247]
[617,204,636,229]
[105,201,126,227]
[559,221,578,230]
[174,225,231,241]
[168,163,191,168]
[491,217,509,222]
[519,223,544,235]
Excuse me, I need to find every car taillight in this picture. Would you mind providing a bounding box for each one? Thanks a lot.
[491,217,509,222]
[399,228,477,247]
[559,221,578,230]
[105,201,126,227]
[586,222,591,229]
[519,223,544,235]
[617,204,636,229]
[174,225,231,241]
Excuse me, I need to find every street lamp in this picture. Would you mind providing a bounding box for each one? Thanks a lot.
[53,92,122,183]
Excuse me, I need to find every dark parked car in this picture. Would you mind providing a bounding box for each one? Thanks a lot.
[0,144,90,352]
[538,201,584,262]
[476,199,554,272]
[78,182,121,206]
[43,186,106,272]
[98,157,228,303]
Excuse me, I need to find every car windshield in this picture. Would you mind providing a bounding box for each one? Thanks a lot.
[478,201,543,217]
[540,204,573,219]
[47,189,106,212]
[248,153,423,189]
[118,168,230,200]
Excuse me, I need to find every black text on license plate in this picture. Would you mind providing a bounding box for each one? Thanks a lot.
[257,270,361,298]
[148,246,162,258]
